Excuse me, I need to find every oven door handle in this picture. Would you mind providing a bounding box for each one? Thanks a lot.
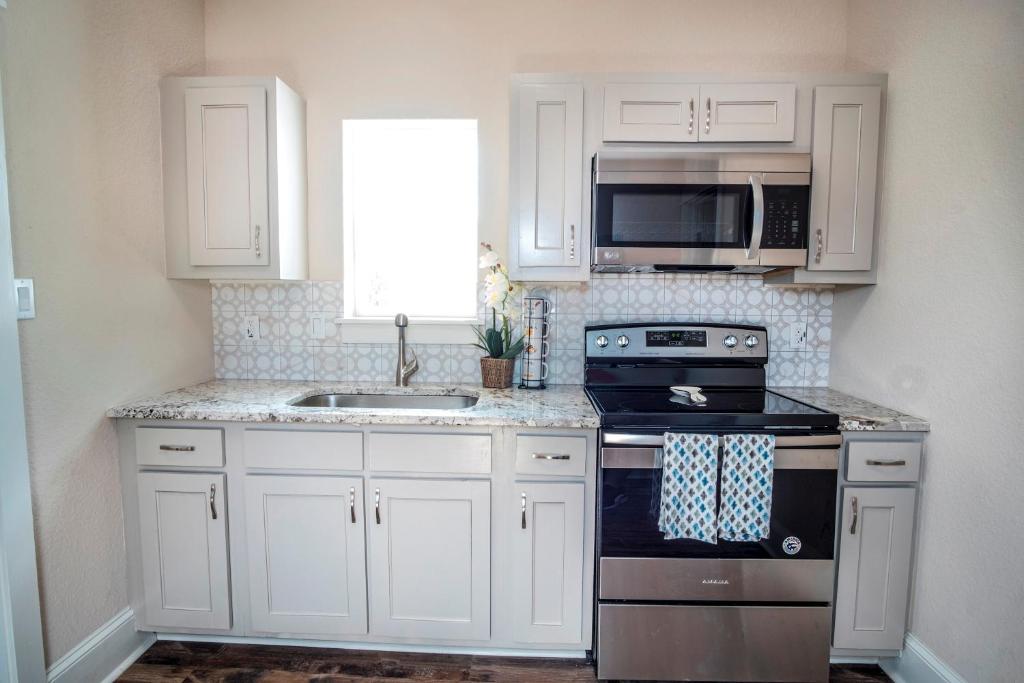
[746,174,764,262]
[602,433,843,448]
[601,446,838,470]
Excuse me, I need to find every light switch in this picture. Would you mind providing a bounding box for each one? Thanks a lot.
[14,278,35,319]
[310,313,326,340]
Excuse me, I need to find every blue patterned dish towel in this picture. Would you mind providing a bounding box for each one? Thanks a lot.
[718,434,775,542]
[659,433,776,544]
[659,433,719,543]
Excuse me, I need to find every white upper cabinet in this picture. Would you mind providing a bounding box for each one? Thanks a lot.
[601,82,795,143]
[185,87,269,267]
[161,76,307,279]
[245,475,368,637]
[603,84,700,142]
[834,487,916,650]
[697,83,796,142]
[367,478,491,641]
[137,472,231,630]
[808,85,882,271]
[509,81,586,281]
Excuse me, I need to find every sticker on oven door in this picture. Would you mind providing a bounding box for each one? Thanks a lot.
[782,536,802,555]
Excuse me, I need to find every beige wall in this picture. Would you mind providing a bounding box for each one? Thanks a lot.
[203,0,850,280]
[835,1,1024,680]
[0,0,211,664]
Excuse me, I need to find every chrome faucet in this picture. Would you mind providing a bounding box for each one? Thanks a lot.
[394,313,418,386]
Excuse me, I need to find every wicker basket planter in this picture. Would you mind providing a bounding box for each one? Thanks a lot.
[480,357,515,389]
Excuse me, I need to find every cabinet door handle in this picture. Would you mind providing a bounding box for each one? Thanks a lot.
[374,488,381,525]
[159,444,195,452]
[815,229,824,263]
[866,459,907,467]
[349,487,357,523]
[209,483,218,520]
[849,496,858,535]
[521,492,527,530]
[688,97,694,135]
[532,453,570,460]
[255,224,261,258]
[569,224,575,260]
[705,97,711,134]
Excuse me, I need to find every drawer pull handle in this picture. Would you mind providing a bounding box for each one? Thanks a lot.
[159,444,196,452]
[866,459,907,467]
[521,492,527,529]
[532,453,570,461]
[209,484,218,520]
[849,496,858,535]
[374,488,381,525]
[349,487,357,524]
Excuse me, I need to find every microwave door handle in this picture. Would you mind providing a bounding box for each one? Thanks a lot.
[747,174,764,261]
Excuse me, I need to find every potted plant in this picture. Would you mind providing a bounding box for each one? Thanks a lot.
[473,243,524,389]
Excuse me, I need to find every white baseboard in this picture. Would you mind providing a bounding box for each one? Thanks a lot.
[47,608,154,683]
[157,632,587,659]
[881,632,968,683]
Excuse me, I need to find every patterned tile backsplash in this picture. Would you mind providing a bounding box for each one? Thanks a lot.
[211,274,833,386]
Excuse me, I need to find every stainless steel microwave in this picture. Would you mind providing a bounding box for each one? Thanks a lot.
[591,152,811,273]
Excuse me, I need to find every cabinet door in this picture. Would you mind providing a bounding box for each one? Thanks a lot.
[367,478,490,640]
[512,482,585,645]
[514,83,583,269]
[698,83,796,142]
[603,84,700,142]
[137,472,231,629]
[184,86,269,266]
[834,487,915,650]
[245,476,367,636]
[808,86,881,271]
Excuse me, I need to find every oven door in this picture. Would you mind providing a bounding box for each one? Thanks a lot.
[598,433,838,603]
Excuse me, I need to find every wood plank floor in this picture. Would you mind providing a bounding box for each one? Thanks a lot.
[117,640,893,682]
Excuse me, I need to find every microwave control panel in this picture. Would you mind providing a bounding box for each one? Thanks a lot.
[761,186,809,249]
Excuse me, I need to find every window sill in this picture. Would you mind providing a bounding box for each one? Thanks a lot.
[336,317,481,345]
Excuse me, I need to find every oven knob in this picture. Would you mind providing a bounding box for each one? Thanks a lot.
[595,335,609,348]
[744,334,760,349]
[615,335,630,348]
[723,335,738,349]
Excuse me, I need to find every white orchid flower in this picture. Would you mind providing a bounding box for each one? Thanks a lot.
[478,251,500,269]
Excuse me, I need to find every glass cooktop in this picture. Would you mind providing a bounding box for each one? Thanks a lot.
[586,387,838,430]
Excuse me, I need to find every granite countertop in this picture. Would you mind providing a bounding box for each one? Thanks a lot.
[108,380,927,433]
[107,380,601,429]
[773,386,929,432]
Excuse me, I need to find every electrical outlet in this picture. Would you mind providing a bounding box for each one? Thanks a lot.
[788,321,807,350]
[244,315,261,342]
[310,313,326,340]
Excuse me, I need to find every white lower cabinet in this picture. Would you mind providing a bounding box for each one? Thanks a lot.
[137,472,231,630]
[833,487,916,650]
[512,482,585,644]
[367,478,491,640]
[245,476,367,636]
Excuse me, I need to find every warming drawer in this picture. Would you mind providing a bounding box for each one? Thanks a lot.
[597,603,831,682]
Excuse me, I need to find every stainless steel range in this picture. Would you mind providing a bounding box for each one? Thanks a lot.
[585,322,841,683]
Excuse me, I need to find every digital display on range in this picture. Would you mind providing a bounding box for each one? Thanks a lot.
[647,330,707,347]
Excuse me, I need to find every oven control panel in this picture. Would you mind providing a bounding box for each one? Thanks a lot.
[586,324,768,359]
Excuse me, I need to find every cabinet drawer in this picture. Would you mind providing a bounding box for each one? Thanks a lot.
[368,432,491,474]
[244,429,363,470]
[136,427,224,467]
[515,435,587,477]
[846,441,921,482]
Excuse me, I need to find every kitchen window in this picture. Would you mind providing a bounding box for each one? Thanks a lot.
[342,119,478,341]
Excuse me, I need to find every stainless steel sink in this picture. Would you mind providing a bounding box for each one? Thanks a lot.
[289,393,479,410]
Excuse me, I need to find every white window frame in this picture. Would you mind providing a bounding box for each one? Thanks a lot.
[339,119,481,345]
